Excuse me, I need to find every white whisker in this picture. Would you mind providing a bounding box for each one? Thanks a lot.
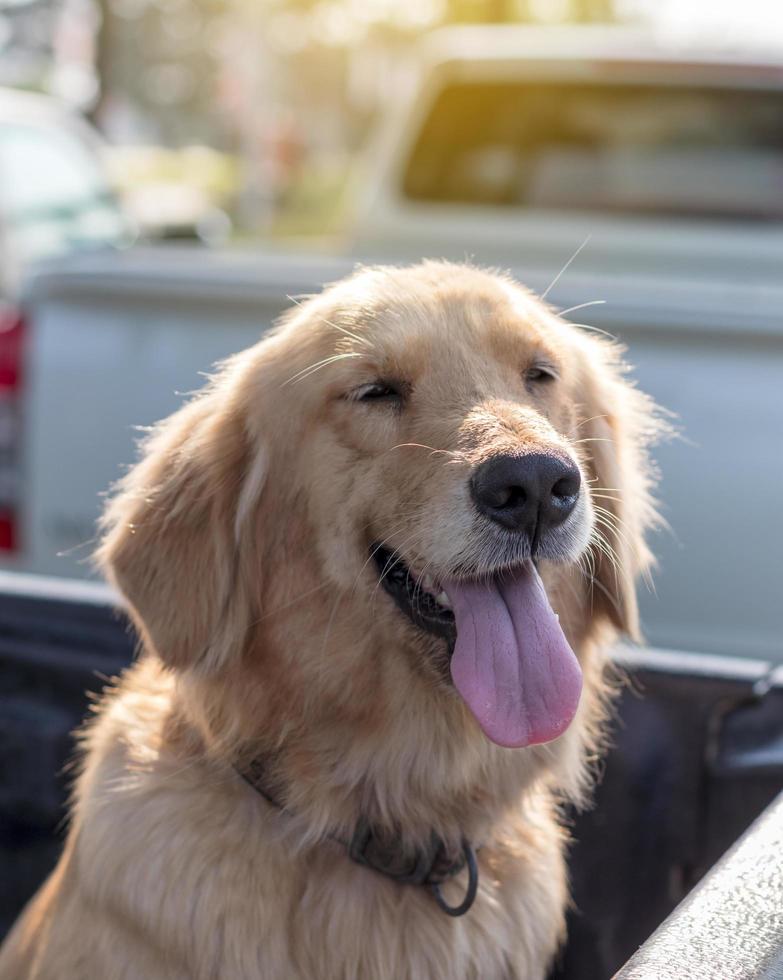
[283,352,360,386]
[576,414,609,430]
[541,234,592,301]
[558,300,606,319]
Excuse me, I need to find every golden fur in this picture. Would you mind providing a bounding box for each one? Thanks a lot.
[0,262,660,980]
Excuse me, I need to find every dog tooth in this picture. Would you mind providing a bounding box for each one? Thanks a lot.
[435,590,452,610]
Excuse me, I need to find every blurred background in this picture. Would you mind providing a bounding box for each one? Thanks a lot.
[0,0,782,661]
[4,0,783,243]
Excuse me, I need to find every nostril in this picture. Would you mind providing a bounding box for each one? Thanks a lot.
[552,474,580,500]
[482,483,525,511]
[501,485,526,510]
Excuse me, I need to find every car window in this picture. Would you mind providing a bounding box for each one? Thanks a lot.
[0,121,128,262]
[403,81,783,221]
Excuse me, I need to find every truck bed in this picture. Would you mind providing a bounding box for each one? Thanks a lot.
[1,572,782,977]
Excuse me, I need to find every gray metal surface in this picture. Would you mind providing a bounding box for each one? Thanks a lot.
[615,791,783,979]
[553,647,783,979]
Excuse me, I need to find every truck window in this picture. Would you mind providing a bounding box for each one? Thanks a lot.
[402,81,783,221]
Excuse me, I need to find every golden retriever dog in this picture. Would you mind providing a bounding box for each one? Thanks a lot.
[0,261,659,980]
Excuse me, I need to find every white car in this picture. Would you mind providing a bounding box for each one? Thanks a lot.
[0,88,130,298]
[0,88,131,553]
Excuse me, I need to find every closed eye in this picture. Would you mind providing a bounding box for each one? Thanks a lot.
[525,364,558,385]
[349,381,406,404]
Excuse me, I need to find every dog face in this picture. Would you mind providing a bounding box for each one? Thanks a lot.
[99,263,658,759]
[304,269,592,579]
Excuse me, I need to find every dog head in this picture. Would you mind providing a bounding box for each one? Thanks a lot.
[99,262,658,764]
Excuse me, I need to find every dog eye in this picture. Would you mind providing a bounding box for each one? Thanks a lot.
[525,365,558,384]
[352,382,404,404]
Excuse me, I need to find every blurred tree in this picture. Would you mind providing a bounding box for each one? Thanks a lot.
[92,0,229,146]
[89,0,622,147]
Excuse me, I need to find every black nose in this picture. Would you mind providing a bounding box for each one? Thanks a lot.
[470,452,581,537]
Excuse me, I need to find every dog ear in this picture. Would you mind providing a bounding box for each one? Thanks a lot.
[97,360,266,671]
[576,336,662,640]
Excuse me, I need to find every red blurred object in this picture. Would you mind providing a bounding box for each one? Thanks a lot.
[0,509,17,551]
[0,306,24,391]
[0,305,25,552]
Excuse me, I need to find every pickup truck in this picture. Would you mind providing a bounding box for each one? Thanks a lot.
[5,26,783,665]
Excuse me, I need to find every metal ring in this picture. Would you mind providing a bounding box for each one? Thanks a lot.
[430,841,478,917]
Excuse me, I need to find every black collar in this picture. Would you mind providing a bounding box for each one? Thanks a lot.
[236,761,479,917]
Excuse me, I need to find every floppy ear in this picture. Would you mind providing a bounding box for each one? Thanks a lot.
[577,336,662,640]
[96,359,266,671]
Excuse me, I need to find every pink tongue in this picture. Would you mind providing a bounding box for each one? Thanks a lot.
[446,565,582,748]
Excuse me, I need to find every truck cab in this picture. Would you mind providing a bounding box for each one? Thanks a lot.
[354,25,783,282]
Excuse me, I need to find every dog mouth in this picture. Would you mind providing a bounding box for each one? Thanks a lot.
[371,542,583,749]
[372,544,456,647]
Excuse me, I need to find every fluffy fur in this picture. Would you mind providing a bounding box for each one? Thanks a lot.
[0,262,660,980]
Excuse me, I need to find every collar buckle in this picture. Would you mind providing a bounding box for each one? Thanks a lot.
[348,819,444,886]
[348,819,479,915]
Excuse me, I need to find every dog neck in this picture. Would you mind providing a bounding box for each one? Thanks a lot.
[171,627,581,857]
[235,754,481,916]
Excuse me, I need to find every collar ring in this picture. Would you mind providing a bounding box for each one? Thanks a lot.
[430,841,479,917]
